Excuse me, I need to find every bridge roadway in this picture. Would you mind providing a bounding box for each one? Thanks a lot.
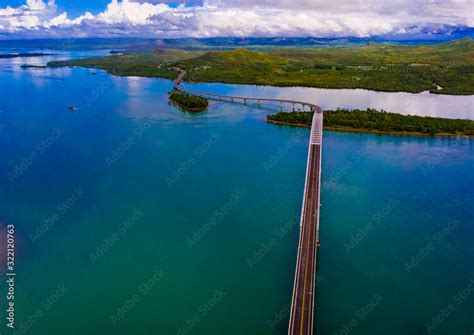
[288,112,322,335]
[173,69,321,113]
[173,69,323,335]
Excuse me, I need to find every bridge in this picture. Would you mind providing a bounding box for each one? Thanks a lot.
[288,111,322,335]
[173,70,323,335]
[173,69,321,113]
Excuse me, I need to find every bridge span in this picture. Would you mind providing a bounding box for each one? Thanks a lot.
[173,69,323,335]
[173,69,321,113]
[288,111,322,335]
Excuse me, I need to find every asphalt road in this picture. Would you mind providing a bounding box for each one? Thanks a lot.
[288,113,322,335]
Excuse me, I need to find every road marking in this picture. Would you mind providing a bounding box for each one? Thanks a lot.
[290,147,314,333]
[299,147,316,334]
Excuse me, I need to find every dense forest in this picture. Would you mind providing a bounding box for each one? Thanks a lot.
[267,109,474,136]
[48,39,474,95]
[48,49,201,79]
[169,91,209,111]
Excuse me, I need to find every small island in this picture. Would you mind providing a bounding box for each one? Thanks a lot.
[0,52,52,59]
[169,91,209,112]
[267,109,474,137]
[21,64,47,69]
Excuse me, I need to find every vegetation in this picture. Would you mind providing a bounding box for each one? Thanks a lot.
[174,39,474,95]
[21,64,47,68]
[0,52,51,58]
[48,49,204,79]
[267,109,474,136]
[169,91,209,111]
[47,38,474,95]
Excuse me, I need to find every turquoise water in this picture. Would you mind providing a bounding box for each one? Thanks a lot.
[0,52,473,334]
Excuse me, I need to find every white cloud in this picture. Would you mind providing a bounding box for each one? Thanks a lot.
[0,0,472,39]
[95,0,170,24]
[0,0,56,31]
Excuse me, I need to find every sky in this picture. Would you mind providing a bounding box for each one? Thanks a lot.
[0,0,472,39]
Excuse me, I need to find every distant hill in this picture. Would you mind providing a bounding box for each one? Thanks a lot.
[172,39,474,95]
[47,38,474,95]
[1,30,473,51]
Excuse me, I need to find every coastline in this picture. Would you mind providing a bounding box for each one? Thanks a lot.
[182,78,473,96]
[266,119,474,138]
[169,96,208,112]
[46,63,474,97]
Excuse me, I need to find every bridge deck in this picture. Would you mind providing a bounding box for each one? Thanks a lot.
[173,69,322,113]
[288,112,322,335]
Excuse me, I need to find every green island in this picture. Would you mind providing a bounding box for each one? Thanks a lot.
[169,91,209,111]
[267,109,474,137]
[48,38,474,95]
[21,64,47,68]
[48,49,201,79]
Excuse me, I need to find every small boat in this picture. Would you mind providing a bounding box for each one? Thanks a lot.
[67,106,79,111]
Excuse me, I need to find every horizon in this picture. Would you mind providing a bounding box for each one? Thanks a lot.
[0,35,473,45]
[0,0,473,40]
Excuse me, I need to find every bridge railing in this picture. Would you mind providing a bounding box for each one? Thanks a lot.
[173,69,323,114]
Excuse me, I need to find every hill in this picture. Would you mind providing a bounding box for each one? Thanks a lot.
[47,39,474,95]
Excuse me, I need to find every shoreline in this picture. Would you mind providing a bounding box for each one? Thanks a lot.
[266,119,474,138]
[169,96,208,112]
[182,78,473,96]
[47,63,474,97]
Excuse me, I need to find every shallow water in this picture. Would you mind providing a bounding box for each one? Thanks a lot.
[0,51,473,334]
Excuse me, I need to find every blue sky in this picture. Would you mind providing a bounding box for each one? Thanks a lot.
[0,0,472,39]
[1,0,105,15]
[0,0,201,14]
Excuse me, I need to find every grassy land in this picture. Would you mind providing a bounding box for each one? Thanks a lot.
[48,49,204,79]
[175,39,474,95]
[169,91,209,111]
[47,38,474,95]
[21,64,47,68]
[267,109,474,137]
